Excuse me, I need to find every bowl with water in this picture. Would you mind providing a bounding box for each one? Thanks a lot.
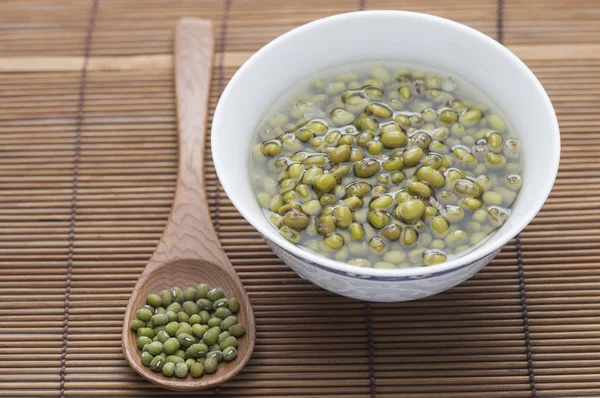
[212,11,560,302]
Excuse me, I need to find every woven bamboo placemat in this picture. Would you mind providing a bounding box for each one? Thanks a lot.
[1,0,599,397]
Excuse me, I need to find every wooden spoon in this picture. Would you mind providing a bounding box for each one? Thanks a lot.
[121,17,255,391]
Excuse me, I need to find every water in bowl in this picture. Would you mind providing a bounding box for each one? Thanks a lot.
[248,60,522,269]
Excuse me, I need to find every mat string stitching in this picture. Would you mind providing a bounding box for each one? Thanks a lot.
[365,303,376,398]
[59,0,99,396]
[497,0,504,43]
[517,235,537,397]
[213,0,231,242]
[497,0,536,393]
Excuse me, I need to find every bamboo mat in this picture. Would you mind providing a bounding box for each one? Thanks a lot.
[0,0,599,397]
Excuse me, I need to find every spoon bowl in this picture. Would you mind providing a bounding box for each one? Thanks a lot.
[123,260,254,391]
[121,18,255,391]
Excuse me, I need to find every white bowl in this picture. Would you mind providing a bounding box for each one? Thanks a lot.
[212,11,560,302]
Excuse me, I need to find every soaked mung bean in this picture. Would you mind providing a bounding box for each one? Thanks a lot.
[250,61,522,268]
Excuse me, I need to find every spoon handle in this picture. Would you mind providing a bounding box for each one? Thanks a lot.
[148,18,226,268]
